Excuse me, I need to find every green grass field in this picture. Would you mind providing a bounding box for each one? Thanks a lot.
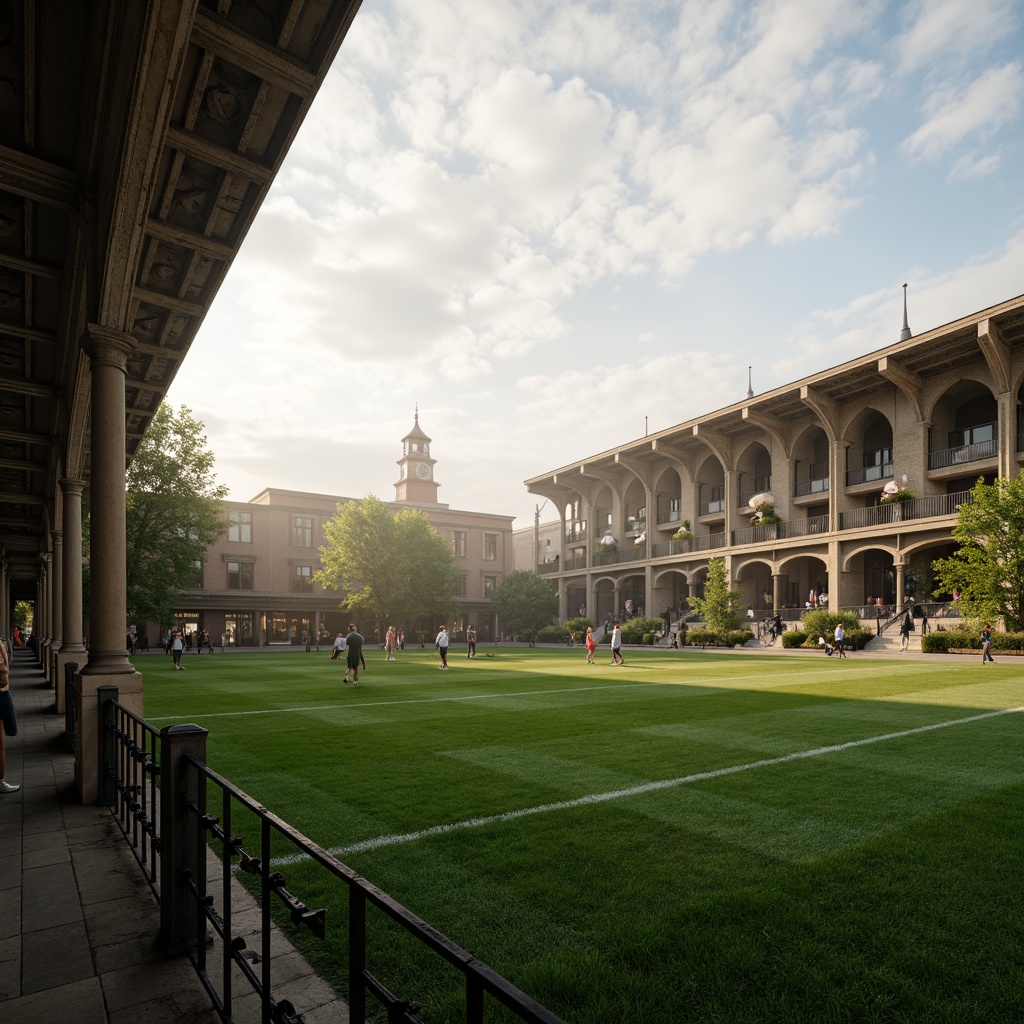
[140,646,1024,1023]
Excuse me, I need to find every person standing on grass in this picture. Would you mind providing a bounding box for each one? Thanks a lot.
[466,624,476,658]
[172,630,185,671]
[981,624,995,663]
[435,625,450,669]
[0,640,19,793]
[585,626,596,664]
[385,625,396,661]
[344,624,364,685]
[610,622,624,665]
[834,622,846,658]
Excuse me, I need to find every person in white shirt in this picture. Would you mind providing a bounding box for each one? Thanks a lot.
[611,622,624,664]
[331,632,346,662]
[834,622,846,658]
[435,625,449,669]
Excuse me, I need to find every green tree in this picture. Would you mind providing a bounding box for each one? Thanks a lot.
[932,475,1024,630]
[689,558,743,634]
[316,495,461,629]
[121,404,228,626]
[493,570,558,635]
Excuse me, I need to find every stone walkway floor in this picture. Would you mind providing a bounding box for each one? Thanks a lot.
[0,647,347,1023]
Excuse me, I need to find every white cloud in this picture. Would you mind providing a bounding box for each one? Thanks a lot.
[902,63,1024,161]
[896,0,1020,74]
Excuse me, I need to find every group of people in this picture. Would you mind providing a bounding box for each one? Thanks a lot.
[580,623,624,665]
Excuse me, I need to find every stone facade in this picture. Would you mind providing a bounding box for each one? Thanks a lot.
[524,294,1024,625]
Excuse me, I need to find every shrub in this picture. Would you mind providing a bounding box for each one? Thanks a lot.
[536,625,565,644]
[782,630,808,648]
[642,633,654,645]
[563,616,594,636]
[801,609,860,640]
[845,628,873,651]
[726,630,754,647]
[621,616,665,644]
[686,628,720,646]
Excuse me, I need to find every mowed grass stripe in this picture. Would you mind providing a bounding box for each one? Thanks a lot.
[268,705,1024,865]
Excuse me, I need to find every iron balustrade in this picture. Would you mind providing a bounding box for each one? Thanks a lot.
[104,695,162,894]
[698,486,725,516]
[625,517,646,534]
[536,562,559,575]
[98,694,565,1024]
[928,437,997,470]
[563,555,587,570]
[732,516,829,546]
[838,490,972,530]
[656,509,682,525]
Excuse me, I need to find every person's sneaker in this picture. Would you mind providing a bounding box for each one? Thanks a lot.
[0,779,20,793]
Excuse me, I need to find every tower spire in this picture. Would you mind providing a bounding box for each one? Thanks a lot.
[899,283,912,341]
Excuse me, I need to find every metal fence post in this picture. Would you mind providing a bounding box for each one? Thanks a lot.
[159,723,209,957]
[96,685,118,807]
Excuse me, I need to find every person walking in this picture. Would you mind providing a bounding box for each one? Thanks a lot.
[344,624,364,685]
[899,610,912,652]
[0,640,19,792]
[466,624,476,658]
[385,625,396,661]
[585,626,596,664]
[833,621,846,658]
[435,625,450,669]
[610,622,624,665]
[981,624,995,663]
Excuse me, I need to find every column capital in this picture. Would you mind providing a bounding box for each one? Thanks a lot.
[60,477,87,495]
[81,325,136,371]
[51,529,62,543]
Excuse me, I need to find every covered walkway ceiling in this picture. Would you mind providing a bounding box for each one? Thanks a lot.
[0,0,362,592]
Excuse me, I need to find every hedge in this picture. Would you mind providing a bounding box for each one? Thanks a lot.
[922,629,1024,653]
[687,628,752,647]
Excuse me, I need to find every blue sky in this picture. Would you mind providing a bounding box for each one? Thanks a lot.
[168,0,1024,529]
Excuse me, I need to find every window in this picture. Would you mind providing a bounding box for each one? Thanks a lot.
[185,559,203,589]
[228,510,251,542]
[483,533,497,560]
[484,575,498,596]
[293,565,313,593]
[455,575,467,597]
[227,560,253,591]
[453,531,466,557]
[293,516,313,547]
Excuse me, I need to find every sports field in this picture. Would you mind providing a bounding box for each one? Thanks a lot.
[141,645,1024,1023]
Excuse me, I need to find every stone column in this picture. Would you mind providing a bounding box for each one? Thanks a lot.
[772,572,783,613]
[56,480,86,714]
[75,327,142,804]
[997,392,1016,481]
[48,531,63,686]
[895,563,905,612]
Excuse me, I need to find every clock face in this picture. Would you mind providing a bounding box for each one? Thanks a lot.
[415,463,430,479]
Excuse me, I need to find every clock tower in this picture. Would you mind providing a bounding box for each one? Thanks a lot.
[395,407,440,504]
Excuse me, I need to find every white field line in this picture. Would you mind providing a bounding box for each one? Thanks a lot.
[267,704,1024,867]
[145,668,881,723]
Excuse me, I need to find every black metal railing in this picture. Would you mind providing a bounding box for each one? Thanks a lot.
[99,694,564,1024]
[845,459,892,486]
[838,490,971,530]
[656,509,682,525]
[927,436,997,471]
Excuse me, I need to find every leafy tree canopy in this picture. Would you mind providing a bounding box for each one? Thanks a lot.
[932,475,1024,631]
[688,557,743,634]
[493,570,558,634]
[122,404,228,625]
[316,495,461,629]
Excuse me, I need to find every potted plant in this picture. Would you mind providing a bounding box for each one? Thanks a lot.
[672,519,692,541]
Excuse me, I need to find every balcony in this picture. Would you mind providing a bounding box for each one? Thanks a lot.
[794,462,829,497]
[731,515,829,545]
[698,487,725,516]
[846,452,893,487]
[625,516,647,534]
[928,436,997,471]
[565,528,587,543]
[738,476,772,507]
[657,509,682,526]
[839,490,972,530]
[593,547,647,566]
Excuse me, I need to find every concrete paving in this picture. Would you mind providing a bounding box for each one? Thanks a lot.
[0,647,347,1024]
